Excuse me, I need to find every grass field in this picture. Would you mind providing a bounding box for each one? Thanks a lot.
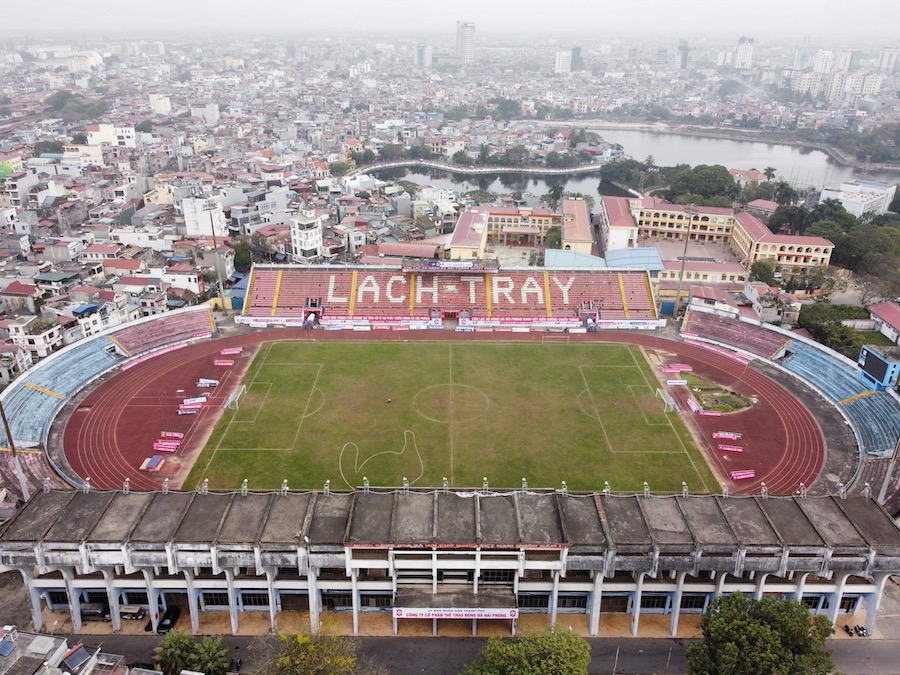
[186,341,716,492]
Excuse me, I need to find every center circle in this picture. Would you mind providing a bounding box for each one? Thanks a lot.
[413,384,490,423]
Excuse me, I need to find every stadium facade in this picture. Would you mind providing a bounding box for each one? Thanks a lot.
[2,488,900,637]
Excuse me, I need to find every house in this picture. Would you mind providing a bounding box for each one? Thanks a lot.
[0,280,43,314]
[868,302,900,345]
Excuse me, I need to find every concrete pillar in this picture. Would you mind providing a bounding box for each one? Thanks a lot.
[181,569,201,634]
[631,572,646,637]
[224,568,239,634]
[589,573,604,636]
[60,568,82,633]
[350,570,360,635]
[18,569,44,631]
[549,571,560,629]
[827,573,850,626]
[864,573,891,635]
[754,573,769,600]
[713,571,728,600]
[794,572,809,603]
[308,569,320,634]
[265,569,277,631]
[142,569,160,631]
[101,569,121,632]
[670,571,687,637]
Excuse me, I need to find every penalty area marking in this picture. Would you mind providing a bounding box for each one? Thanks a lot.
[339,429,425,489]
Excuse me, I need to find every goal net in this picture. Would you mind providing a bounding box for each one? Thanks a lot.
[225,384,247,410]
[655,387,676,413]
[541,334,570,344]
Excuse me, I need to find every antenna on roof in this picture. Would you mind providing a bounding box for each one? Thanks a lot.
[643,482,650,498]
[123,478,130,495]
[241,479,248,496]
[281,480,289,496]
[681,482,688,497]
[163,478,169,494]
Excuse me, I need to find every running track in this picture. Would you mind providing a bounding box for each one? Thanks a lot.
[61,329,825,495]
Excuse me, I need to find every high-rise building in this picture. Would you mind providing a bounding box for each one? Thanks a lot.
[676,40,690,69]
[554,50,572,74]
[656,48,669,66]
[570,46,584,72]
[812,50,834,74]
[415,44,433,68]
[456,21,475,66]
[878,48,898,74]
[836,49,859,71]
[734,37,754,69]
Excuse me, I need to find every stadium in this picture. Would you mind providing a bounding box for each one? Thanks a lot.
[2,261,900,639]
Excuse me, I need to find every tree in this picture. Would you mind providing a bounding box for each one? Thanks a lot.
[191,637,230,675]
[767,205,809,234]
[44,89,73,110]
[135,120,153,133]
[544,226,562,249]
[542,184,565,210]
[670,165,738,200]
[750,259,777,286]
[773,181,799,206]
[329,162,350,177]
[763,167,777,182]
[33,140,64,156]
[464,630,591,675]
[452,150,474,166]
[71,132,87,145]
[232,240,252,273]
[274,633,358,675]
[155,631,198,675]
[686,594,833,675]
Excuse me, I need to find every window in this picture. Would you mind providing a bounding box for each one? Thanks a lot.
[322,591,353,610]
[518,594,550,609]
[839,595,859,612]
[47,590,68,606]
[241,592,269,607]
[85,591,107,604]
[360,594,391,608]
[640,593,669,610]
[202,591,230,607]
[680,594,708,611]
[557,594,588,610]
[481,569,515,584]
[125,591,149,605]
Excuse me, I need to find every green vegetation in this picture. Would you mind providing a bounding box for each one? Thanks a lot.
[156,633,230,675]
[687,594,833,675]
[464,630,591,675]
[685,374,756,414]
[232,240,252,273]
[272,632,386,675]
[43,89,108,120]
[798,303,872,357]
[33,141,64,156]
[329,162,351,176]
[750,260,777,286]
[187,342,716,492]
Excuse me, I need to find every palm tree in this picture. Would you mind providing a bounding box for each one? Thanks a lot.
[191,637,231,675]
[155,631,197,675]
[773,180,798,206]
[763,166,777,182]
[644,155,656,170]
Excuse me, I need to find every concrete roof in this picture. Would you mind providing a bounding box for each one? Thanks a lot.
[4,490,900,556]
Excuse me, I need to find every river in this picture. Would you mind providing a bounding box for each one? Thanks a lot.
[372,130,898,201]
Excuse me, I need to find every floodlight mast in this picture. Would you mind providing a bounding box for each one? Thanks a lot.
[0,398,31,501]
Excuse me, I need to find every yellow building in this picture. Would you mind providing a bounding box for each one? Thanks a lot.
[731,212,833,272]
[561,198,593,254]
[635,197,735,243]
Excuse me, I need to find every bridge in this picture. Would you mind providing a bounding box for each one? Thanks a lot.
[343,159,607,180]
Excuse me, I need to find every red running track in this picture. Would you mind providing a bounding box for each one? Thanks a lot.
[61,329,825,495]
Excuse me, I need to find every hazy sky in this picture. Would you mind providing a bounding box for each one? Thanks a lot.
[6,0,900,40]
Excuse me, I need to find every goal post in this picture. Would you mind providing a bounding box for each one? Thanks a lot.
[655,387,676,413]
[225,384,247,410]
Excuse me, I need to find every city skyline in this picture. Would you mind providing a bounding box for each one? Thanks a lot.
[3,0,900,39]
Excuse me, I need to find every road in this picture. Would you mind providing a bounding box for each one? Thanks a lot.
[49,632,900,674]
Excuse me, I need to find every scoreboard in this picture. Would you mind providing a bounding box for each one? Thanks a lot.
[858,345,900,390]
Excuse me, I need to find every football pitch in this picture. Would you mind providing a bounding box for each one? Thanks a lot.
[186,341,716,492]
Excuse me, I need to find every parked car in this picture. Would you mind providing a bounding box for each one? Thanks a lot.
[80,602,111,622]
[156,606,181,634]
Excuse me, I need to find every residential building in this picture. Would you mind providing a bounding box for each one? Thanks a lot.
[414,45,433,69]
[182,197,228,238]
[734,37,754,70]
[456,22,475,66]
[554,51,572,75]
[291,209,325,262]
[86,124,137,148]
[149,94,172,115]
[7,316,63,360]
[819,180,897,218]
